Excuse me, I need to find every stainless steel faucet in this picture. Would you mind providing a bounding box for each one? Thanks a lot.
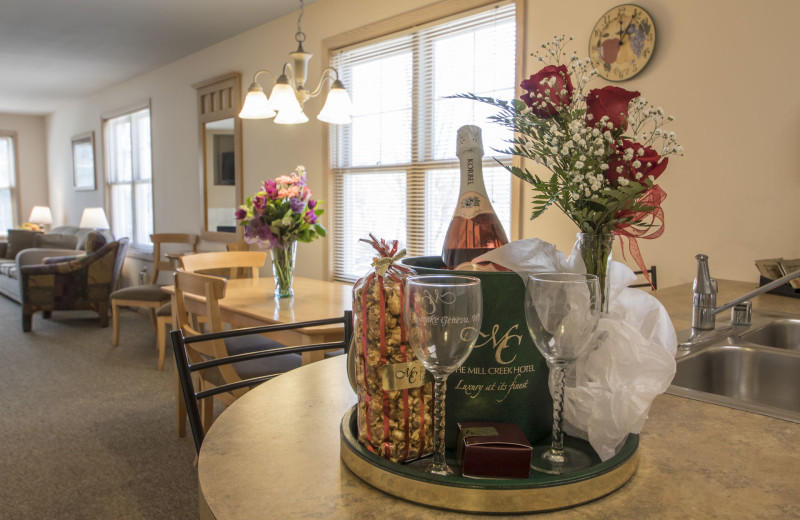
[691,254,717,330]
[680,253,800,349]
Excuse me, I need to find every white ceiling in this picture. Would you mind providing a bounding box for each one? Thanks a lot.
[0,0,318,115]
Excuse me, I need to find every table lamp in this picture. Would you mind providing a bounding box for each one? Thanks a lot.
[28,206,53,231]
[79,207,110,229]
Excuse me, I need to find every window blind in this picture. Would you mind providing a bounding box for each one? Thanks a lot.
[329,3,516,281]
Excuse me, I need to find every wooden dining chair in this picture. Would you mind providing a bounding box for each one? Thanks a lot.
[110,233,198,351]
[171,310,353,453]
[169,249,266,370]
[172,270,307,437]
[153,250,265,371]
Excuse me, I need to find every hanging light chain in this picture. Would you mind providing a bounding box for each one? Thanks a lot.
[296,0,306,47]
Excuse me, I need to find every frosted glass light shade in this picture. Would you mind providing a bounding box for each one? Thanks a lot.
[269,82,303,115]
[274,108,309,125]
[239,87,276,119]
[80,207,110,229]
[28,206,53,225]
[317,84,353,124]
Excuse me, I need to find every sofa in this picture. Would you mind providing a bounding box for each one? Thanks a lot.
[0,227,117,319]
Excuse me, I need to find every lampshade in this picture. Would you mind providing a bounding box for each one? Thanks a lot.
[268,80,304,115]
[28,206,53,225]
[239,84,276,119]
[274,108,309,125]
[317,80,353,124]
[80,207,110,229]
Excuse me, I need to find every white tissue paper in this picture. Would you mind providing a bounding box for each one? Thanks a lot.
[474,238,677,461]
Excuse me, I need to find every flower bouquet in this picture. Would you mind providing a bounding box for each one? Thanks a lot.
[235,165,325,297]
[456,36,682,308]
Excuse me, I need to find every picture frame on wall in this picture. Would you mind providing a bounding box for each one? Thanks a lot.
[72,131,95,191]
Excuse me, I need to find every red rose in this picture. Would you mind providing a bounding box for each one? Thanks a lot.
[520,65,574,118]
[586,86,640,131]
[606,140,668,186]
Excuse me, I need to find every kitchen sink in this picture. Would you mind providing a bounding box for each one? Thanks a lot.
[668,314,800,423]
[740,319,800,351]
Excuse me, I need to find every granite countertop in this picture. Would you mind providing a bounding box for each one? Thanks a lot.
[199,280,800,519]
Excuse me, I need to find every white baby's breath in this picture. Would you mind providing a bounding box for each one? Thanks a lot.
[457,35,682,234]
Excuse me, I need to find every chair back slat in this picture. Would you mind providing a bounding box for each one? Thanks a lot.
[188,340,349,370]
[182,315,350,344]
[180,251,266,279]
[152,233,200,244]
[174,269,228,299]
[171,309,353,454]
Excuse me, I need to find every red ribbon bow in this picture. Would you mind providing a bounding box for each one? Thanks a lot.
[359,233,415,277]
[613,185,666,289]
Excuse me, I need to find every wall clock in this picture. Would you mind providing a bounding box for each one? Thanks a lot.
[589,4,655,81]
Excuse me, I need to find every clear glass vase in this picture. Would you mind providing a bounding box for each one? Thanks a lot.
[271,241,297,298]
[574,233,615,313]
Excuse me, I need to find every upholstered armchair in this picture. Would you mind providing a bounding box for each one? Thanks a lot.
[19,234,129,332]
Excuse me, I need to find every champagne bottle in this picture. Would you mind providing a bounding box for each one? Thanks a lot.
[441,125,509,269]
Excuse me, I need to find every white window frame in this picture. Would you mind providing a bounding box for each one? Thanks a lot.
[324,0,524,282]
[102,102,154,251]
[0,131,19,234]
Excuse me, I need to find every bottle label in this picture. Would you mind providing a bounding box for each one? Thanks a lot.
[454,191,493,220]
[381,360,431,391]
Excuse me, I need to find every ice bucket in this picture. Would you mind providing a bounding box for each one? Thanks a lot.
[401,256,551,449]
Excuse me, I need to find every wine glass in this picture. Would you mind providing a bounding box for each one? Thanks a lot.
[524,272,600,475]
[404,275,482,476]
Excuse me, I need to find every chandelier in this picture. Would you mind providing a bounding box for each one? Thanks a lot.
[238,0,352,125]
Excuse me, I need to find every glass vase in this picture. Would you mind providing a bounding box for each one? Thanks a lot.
[271,241,297,298]
[574,233,615,313]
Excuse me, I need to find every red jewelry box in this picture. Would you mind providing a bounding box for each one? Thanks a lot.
[457,421,532,479]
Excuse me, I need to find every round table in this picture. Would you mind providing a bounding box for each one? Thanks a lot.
[198,355,800,519]
[199,356,357,519]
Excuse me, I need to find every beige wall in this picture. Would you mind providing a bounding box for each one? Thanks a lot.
[43,0,800,289]
[0,113,48,226]
[519,0,800,289]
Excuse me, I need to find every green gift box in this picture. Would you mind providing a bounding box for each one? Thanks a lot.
[401,257,552,449]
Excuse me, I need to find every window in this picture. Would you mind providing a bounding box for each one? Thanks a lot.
[0,132,18,232]
[329,3,517,281]
[103,106,153,249]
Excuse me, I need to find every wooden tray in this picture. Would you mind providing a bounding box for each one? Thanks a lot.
[340,406,638,514]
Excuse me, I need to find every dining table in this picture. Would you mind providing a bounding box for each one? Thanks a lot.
[162,276,352,364]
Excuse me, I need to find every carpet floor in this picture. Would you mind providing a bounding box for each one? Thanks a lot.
[0,296,198,519]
